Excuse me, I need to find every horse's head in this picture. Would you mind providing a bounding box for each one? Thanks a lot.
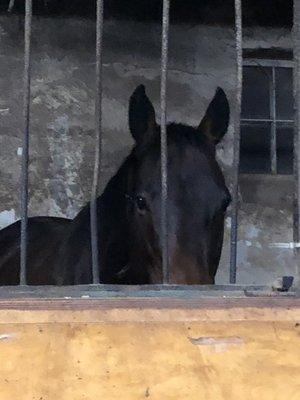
[126,85,231,284]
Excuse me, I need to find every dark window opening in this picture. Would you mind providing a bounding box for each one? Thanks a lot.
[240,62,293,175]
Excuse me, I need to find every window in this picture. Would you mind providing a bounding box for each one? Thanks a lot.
[240,58,294,174]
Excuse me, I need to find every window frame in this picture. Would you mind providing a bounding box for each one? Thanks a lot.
[241,58,294,175]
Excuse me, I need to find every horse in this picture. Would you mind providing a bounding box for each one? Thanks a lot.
[0,84,231,285]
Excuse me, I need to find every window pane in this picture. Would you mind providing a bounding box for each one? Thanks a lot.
[276,125,293,174]
[275,68,293,120]
[241,66,271,119]
[240,123,271,173]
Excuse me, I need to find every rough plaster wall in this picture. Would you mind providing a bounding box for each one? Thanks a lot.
[0,16,297,285]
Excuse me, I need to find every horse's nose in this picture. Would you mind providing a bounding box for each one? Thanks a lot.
[167,235,211,284]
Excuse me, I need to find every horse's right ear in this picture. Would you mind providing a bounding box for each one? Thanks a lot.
[129,85,157,144]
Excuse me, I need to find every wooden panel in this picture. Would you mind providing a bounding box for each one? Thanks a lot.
[0,297,299,400]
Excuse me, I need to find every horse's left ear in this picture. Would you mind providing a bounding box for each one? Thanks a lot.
[129,84,157,145]
[198,87,230,144]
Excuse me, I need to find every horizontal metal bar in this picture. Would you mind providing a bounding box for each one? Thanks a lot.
[270,242,300,249]
[244,59,294,68]
[241,118,294,123]
[0,284,297,301]
[240,173,294,179]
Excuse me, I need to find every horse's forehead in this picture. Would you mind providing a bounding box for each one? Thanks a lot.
[140,140,216,186]
[143,138,208,164]
[163,140,212,172]
[173,141,208,165]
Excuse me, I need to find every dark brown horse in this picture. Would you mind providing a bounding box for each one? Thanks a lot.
[0,85,231,285]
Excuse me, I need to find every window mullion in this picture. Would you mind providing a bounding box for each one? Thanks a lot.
[270,66,277,174]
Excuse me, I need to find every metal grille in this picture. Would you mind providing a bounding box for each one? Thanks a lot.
[14,0,297,289]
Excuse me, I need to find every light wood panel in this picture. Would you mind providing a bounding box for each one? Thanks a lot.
[0,297,299,400]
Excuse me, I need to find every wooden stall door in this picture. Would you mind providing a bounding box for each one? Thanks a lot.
[0,297,299,400]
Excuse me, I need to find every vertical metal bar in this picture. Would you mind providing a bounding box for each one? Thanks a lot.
[160,0,170,284]
[270,67,277,174]
[229,0,243,284]
[20,0,32,286]
[7,0,15,12]
[293,0,300,285]
[90,0,104,284]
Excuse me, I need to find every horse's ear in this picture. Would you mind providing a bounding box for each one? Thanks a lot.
[198,87,230,145]
[129,84,156,144]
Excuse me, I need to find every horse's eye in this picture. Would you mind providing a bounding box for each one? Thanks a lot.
[135,195,148,212]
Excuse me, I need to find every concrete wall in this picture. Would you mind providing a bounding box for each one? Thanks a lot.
[0,15,297,285]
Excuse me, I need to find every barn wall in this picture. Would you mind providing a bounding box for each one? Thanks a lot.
[0,15,297,285]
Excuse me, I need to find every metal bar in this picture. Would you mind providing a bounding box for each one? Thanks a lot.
[0,281,297,300]
[7,0,15,12]
[241,118,293,124]
[160,0,170,284]
[229,0,243,284]
[293,0,300,287]
[0,284,279,297]
[90,0,104,284]
[20,0,32,286]
[244,59,294,68]
[270,67,277,174]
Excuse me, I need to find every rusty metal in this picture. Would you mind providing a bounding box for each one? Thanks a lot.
[20,0,32,286]
[229,0,243,284]
[160,0,170,284]
[90,0,104,284]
